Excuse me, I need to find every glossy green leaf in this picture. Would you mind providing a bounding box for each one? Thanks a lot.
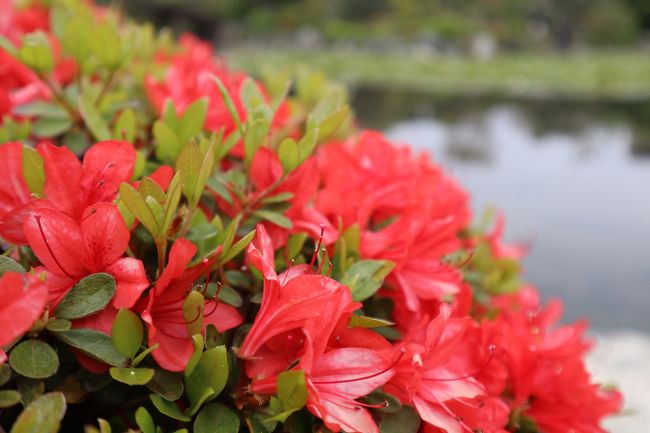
[52,329,128,367]
[341,260,395,301]
[0,256,25,276]
[22,146,45,196]
[31,117,72,138]
[379,406,421,433]
[210,75,242,134]
[113,108,136,143]
[315,105,349,142]
[277,370,307,411]
[184,334,204,378]
[0,390,21,408]
[55,273,116,320]
[149,394,191,422]
[219,229,256,263]
[9,340,59,380]
[9,392,66,433]
[78,93,110,141]
[194,402,240,433]
[185,345,228,410]
[297,128,319,163]
[146,369,184,401]
[176,141,203,206]
[182,291,204,337]
[135,407,155,433]
[161,173,182,238]
[111,308,143,358]
[109,367,154,386]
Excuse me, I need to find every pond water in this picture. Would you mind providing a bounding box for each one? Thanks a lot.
[352,88,650,333]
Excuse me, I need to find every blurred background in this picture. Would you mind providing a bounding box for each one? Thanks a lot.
[111,1,650,430]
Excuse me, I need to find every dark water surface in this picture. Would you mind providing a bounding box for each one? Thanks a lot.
[352,88,650,332]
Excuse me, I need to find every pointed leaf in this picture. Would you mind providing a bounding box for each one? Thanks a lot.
[149,394,191,422]
[78,93,110,141]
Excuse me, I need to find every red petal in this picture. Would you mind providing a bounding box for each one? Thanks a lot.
[106,257,149,309]
[0,272,47,347]
[250,147,282,191]
[81,140,135,206]
[148,165,174,191]
[203,302,242,333]
[0,142,31,216]
[37,142,83,219]
[155,238,196,295]
[148,323,194,372]
[80,203,130,271]
[246,224,277,280]
[23,207,87,278]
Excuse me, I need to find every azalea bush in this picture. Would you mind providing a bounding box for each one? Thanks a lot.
[0,1,623,433]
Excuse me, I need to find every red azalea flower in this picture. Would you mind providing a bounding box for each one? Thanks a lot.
[0,0,50,44]
[0,271,48,363]
[239,225,358,379]
[23,202,148,309]
[37,140,136,220]
[384,304,490,433]
[139,238,242,371]
[0,142,36,244]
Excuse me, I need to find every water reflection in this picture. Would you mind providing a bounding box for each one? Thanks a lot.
[353,89,650,331]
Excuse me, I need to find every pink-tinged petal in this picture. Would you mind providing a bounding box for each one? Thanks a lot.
[0,142,31,215]
[23,207,87,278]
[203,302,242,333]
[148,323,194,372]
[413,396,462,433]
[81,140,135,206]
[156,238,196,295]
[37,142,83,218]
[0,350,6,365]
[0,272,47,347]
[246,224,277,281]
[308,397,380,433]
[80,203,130,271]
[329,328,392,351]
[105,257,149,309]
[291,207,339,245]
[312,348,394,399]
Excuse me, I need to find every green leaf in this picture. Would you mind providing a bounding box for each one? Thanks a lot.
[278,138,299,173]
[31,117,72,138]
[22,146,45,196]
[13,102,67,118]
[315,105,349,142]
[9,392,66,433]
[146,369,184,401]
[109,367,154,386]
[240,77,266,113]
[194,403,240,433]
[349,315,394,329]
[44,319,71,332]
[379,406,421,433]
[161,173,182,238]
[55,273,116,320]
[9,340,59,380]
[184,334,204,378]
[153,120,181,164]
[111,308,143,358]
[260,192,294,204]
[277,370,307,411]
[176,140,202,206]
[178,97,208,142]
[52,329,128,367]
[243,119,269,165]
[149,394,191,422]
[17,378,44,406]
[253,210,292,229]
[18,32,54,73]
[182,291,204,337]
[0,256,25,276]
[296,128,319,163]
[0,364,11,386]
[341,260,395,301]
[219,229,256,263]
[112,108,136,143]
[89,22,122,69]
[135,407,155,433]
[61,15,91,62]
[138,177,166,203]
[119,183,160,236]
[0,390,21,408]
[193,140,216,207]
[184,345,229,410]
[210,75,242,134]
[78,93,110,141]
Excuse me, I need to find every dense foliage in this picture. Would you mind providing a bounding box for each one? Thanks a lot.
[0,1,622,433]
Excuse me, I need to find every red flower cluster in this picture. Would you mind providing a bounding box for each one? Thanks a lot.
[0,1,621,432]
